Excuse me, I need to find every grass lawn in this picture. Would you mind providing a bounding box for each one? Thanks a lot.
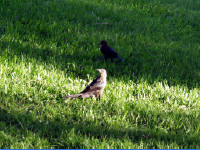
[0,0,200,148]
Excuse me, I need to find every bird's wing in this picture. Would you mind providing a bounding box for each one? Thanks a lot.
[101,46,118,57]
[81,77,105,93]
[107,46,123,60]
[108,46,118,54]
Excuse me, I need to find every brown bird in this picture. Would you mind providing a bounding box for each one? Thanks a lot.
[100,40,123,62]
[64,69,107,100]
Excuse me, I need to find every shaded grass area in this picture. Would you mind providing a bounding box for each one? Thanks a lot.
[1,0,199,86]
[1,96,200,149]
[0,0,200,148]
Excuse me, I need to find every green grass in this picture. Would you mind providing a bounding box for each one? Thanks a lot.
[0,0,200,148]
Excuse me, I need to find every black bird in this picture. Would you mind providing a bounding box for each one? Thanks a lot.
[64,69,107,100]
[100,40,123,62]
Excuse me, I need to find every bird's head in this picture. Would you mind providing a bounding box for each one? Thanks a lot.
[97,69,107,77]
[100,40,107,46]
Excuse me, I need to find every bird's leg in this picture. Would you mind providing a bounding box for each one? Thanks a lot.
[95,93,101,100]
[104,56,108,62]
[97,95,101,100]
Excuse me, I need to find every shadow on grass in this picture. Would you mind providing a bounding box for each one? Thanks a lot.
[0,101,199,148]
[158,0,200,11]
[1,0,199,89]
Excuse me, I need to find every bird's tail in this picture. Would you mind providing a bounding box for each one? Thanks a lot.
[64,94,82,99]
